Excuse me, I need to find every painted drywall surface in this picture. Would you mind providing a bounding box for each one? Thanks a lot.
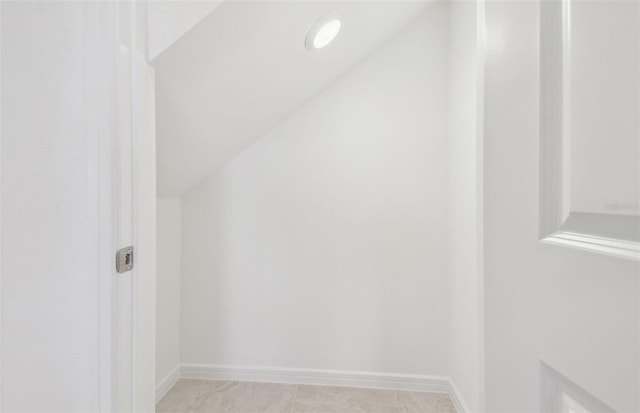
[180,5,450,375]
[1,2,99,410]
[156,198,182,385]
[484,2,639,411]
[147,0,223,61]
[447,1,482,411]
[154,1,434,196]
[0,2,3,408]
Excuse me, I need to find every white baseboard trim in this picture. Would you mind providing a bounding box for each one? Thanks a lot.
[156,365,181,403]
[180,364,450,394]
[448,379,470,413]
[161,364,467,412]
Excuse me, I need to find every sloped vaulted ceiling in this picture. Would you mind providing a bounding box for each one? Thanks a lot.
[154,0,434,196]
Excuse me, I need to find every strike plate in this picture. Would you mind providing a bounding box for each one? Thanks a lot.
[116,246,134,273]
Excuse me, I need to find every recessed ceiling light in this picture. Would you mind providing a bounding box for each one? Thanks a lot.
[306,13,341,51]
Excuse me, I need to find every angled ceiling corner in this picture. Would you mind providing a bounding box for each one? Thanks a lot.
[147,0,225,62]
[153,1,435,197]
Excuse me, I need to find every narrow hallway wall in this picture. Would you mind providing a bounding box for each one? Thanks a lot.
[156,198,182,388]
[447,1,483,411]
[179,4,451,376]
[1,2,102,410]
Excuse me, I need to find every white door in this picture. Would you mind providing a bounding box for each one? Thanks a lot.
[483,1,639,411]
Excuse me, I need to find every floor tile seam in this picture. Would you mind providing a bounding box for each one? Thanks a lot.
[189,380,215,413]
[394,389,409,413]
[287,383,300,413]
[191,379,239,412]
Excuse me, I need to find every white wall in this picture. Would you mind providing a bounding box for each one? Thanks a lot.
[2,3,157,411]
[156,199,182,385]
[447,1,483,411]
[484,1,639,411]
[1,2,100,410]
[180,5,450,375]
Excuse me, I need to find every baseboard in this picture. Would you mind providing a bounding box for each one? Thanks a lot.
[180,364,450,394]
[164,364,466,412]
[156,365,180,403]
[448,379,470,413]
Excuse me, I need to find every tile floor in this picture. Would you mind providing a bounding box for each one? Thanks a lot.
[156,379,457,413]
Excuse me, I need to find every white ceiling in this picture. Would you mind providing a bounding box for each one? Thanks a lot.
[147,0,223,61]
[154,0,434,196]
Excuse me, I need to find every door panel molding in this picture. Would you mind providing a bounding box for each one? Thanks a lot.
[539,0,640,261]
